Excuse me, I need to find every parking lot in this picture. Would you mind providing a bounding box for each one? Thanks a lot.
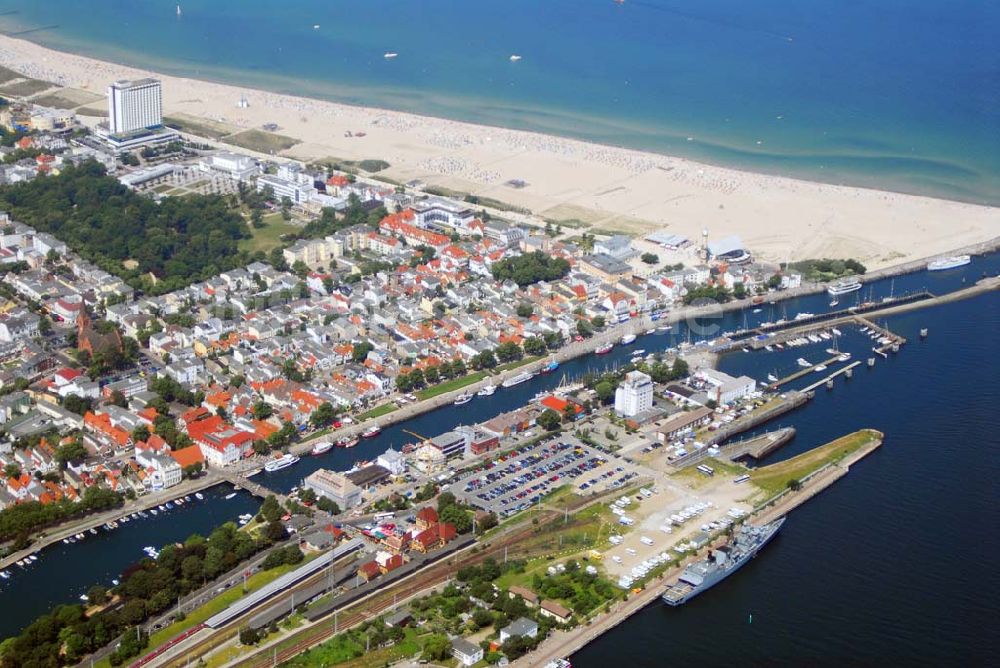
[450,438,641,517]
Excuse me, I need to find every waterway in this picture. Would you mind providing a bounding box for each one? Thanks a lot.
[1,255,998,643]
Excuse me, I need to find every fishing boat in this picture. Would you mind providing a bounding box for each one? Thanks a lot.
[453,391,474,405]
[541,358,560,374]
[195,492,204,500]
[362,424,382,438]
[311,441,334,456]
[595,342,614,355]
[338,436,360,448]
[620,333,637,345]
[767,373,779,383]
[264,454,299,472]
[477,383,497,397]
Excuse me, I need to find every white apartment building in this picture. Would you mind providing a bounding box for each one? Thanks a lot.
[615,370,654,417]
[108,79,163,135]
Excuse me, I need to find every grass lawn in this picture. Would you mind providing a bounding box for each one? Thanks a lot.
[671,457,748,489]
[494,355,542,374]
[415,371,488,401]
[357,403,399,421]
[0,65,23,84]
[750,429,881,496]
[0,78,54,97]
[32,89,103,109]
[239,213,300,254]
[76,105,106,117]
[164,113,239,140]
[224,129,300,154]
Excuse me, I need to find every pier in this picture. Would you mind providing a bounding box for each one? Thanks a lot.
[800,361,862,393]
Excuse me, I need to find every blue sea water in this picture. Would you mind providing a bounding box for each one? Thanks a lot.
[0,0,998,203]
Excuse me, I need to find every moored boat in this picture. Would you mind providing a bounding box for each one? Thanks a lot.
[662,518,785,606]
[453,391,474,405]
[927,254,970,271]
[826,278,863,296]
[620,333,637,345]
[264,454,300,472]
[338,436,360,448]
[594,342,614,355]
[362,424,382,438]
[311,441,334,456]
[477,383,497,396]
[501,371,534,388]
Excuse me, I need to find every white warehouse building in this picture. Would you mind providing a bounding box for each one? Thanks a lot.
[615,370,654,417]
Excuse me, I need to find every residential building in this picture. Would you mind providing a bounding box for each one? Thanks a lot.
[539,599,573,624]
[451,638,483,667]
[499,617,538,643]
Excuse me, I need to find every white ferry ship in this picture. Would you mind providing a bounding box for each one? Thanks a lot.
[501,371,534,388]
[826,278,863,296]
[927,254,971,271]
[264,454,299,472]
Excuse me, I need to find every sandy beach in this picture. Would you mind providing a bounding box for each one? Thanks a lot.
[1,35,997,270]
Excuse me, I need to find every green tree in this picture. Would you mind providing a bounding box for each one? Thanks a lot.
[259,495,283,523]
[422,633,451,661]
[537,409,562,431]
[595,381,615,403]
[309,402,337,429]
[641,252,659,264]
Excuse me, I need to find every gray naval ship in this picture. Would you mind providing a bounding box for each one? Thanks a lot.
[662,517,785,606]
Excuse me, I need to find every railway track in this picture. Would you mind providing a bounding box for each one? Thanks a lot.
[234,515,555,667]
